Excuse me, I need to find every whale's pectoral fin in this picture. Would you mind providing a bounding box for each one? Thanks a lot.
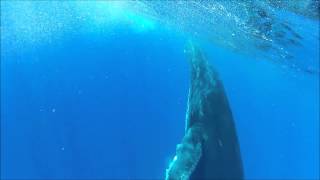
[166,124,207,180]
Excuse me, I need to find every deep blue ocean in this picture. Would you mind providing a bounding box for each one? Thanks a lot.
[1,1,319,180]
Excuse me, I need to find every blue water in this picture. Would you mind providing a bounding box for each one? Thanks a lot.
[1,1,319,179]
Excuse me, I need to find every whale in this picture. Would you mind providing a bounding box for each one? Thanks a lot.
[165,41,244,180]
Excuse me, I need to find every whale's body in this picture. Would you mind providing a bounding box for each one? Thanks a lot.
[166,42,243,180]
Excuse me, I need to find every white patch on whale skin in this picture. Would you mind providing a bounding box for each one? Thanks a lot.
[218,139,223,147]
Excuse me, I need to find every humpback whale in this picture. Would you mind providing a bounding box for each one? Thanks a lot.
[166,42,243,180]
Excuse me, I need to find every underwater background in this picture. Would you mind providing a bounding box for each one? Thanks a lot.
[1,1,319,179]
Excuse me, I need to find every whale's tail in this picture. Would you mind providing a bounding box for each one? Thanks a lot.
[166,41,243,180]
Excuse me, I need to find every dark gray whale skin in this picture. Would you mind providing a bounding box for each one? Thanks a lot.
[165,42,243,180]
